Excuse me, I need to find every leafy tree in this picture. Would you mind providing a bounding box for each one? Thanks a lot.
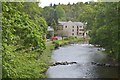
[42,2,119,60]
[78,3,95,30]
[90,2,119,60]
[55,5,65,20]
[2,2,48,78]
[42,7,56,26]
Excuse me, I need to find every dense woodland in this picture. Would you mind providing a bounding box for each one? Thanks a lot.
[42,2,120,60]
[2,1,120,78]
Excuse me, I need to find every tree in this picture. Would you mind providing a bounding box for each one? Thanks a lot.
[78,4,95,30]
[55,5,65,20]
[42,7,55,26]
[2,2,48,78]
[90,2,119,60]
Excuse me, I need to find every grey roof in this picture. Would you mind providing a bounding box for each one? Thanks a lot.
[47,26,54,31]
[58,21,66,25]
[74,22,84,26]
[64,21,76,26]
[59,21,84,26]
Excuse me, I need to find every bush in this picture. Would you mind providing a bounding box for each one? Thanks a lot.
[64,36,77,40]
[52,37,83,48]
[2,3,48,78]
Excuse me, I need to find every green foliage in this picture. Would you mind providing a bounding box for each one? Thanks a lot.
[49,2,119,60]
[64,36,77,40]
[78,4,95,29]
[2,2,48,78]
[3,48,46,78]
[57,2,119,60]
[89,2,119,60]
[2,1,120,78]
[2,44,54,78]
[52,37,83,47]
[42,7,57,26]
[2,2,47,51]
[55,5,65,20]
[42,5,65,31]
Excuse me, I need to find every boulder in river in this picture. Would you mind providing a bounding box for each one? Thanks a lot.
[91,61,119,67]
[54,46,59,49]
[91,61,96,65]
[51,61,77,66]
[105,64,111,67]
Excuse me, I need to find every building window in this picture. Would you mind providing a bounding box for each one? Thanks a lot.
[83,33,84,36]
[77,26,79,29]
[72,26,74,28]
[80,26,82,28]
[72,33,74,35]
[79,33,82,35]
[72,29,74,32]
[65,26,67,28]
[80,29,84,31]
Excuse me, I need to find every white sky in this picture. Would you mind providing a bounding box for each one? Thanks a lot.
[39,0,93,8]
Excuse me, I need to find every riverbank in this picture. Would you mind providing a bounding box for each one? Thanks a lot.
[94,45,119,65]
[2,43,55,78]
[52,37,84,48]
[41,37,84,77]
[46,43,118,78]
[37,43,55,78]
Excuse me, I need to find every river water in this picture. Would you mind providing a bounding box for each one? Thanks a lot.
[46,44,118,78]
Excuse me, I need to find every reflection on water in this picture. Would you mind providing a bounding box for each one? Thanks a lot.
[46,44,118,78]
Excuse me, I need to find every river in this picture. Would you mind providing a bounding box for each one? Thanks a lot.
[46,44,118,78]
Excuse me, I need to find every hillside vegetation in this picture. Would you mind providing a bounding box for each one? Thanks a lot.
[42,2,120,60]
[2,1,120,78]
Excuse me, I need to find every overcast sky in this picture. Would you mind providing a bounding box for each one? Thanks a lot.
[39,0,96,8]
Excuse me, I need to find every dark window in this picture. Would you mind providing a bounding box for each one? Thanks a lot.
[79,33,82,34]
[72,33,74,35]
[80,26,82,28]
[80,29,84,31]
[77,26,79,29]
[83,33,84,36]
[72,26,74,28]
[65,26,67,28]
[72,29,74,32]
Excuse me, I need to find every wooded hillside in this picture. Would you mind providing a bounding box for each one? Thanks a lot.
[2,1,120,78]
[42,2,120,60]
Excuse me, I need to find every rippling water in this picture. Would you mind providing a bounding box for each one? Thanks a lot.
[46,44,118,78]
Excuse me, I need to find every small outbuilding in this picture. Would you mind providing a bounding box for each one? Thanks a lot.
[46,26,54,39]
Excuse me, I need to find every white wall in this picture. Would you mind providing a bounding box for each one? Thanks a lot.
[63,23,77,37]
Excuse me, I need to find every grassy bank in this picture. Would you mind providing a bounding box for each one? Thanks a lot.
[52,37,84,47]
[40,37,84,78]
[2,43,54,78]
[2,37,83,78]
[24,43,55,78]
[38,43,55,78]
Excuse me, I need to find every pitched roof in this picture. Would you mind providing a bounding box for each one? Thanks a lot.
[58,21,66,25]
[59,21,84,26]
[47,26,54,31]
[74,22,84,26]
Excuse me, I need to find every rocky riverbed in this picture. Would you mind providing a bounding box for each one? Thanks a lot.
[46,44,118,78]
